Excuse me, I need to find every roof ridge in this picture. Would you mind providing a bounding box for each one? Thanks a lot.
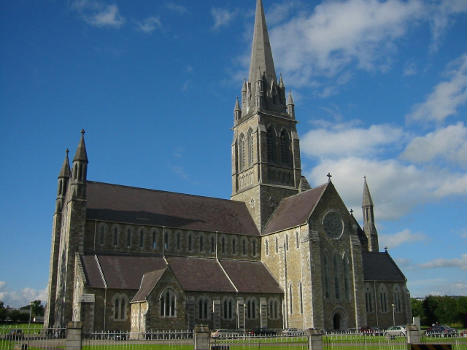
[87,180,247,205]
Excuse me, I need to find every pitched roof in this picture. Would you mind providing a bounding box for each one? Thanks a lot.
[86,181,259,236]
[219,259,283,294]
[166,256,236,293]
[362,252,406,282]
[131,268,166,302]
[80,254,282,295]
[263,183,328,234]
[81,255,167,289]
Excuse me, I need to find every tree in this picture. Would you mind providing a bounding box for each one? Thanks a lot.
[411,298,424,321]
[0,301,6,321]
[31,300,44,317]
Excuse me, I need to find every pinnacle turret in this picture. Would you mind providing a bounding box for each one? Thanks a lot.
[73,129,88,163]
[58,149,71,178]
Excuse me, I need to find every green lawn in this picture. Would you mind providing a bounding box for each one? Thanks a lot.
[0,323,43,334]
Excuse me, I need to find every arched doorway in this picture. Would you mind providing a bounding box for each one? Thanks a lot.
[333,313,341,330]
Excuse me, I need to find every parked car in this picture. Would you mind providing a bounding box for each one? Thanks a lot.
[5,329,24,340]
[211,329,241,339]
[281,328,304,336]
[360,327,384,336]
[384,326,406,337]
[425,325,457,337]
[251,328,277,336]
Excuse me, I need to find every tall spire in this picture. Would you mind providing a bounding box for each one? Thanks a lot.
[362,176,379,252]
[73,129,88,163]
[362,176,374,207]
[248,0,276,84]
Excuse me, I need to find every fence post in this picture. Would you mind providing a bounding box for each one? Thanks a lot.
[406,324,421,345]
[194,324,210,350]
[66,321,82,350]
[307,328,323,350]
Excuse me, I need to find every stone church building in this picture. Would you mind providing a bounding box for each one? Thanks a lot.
[45,0,411,334]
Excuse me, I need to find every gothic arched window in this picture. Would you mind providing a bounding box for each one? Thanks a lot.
[242,238,247,255]
[113,294,127,321]
[239,133,246,170]
[266,127,276,163]
[247,128,254,166]
[393,286,402,312]
[252,239,257,256]
[152,230,157,250]
[268,298,280,319]
[379,285,388,313]
[324,255,330,298]
[160,288,176,317]
[199,234,204,252]
[334,254,340,299]
[112,226,119,247]
[99,223,106,245]
[280,129,291,164]
[343,256,350,301]
[222,297,234,320]
[188,233,193,251]
[126,227,132,248]
[232,237,237,255]
[139,228,144,248]
[246,298,257,319]
[198,297,210,320]
[365,285,373,313]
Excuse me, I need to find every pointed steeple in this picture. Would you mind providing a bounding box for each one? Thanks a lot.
[248,0,276,84]
[362,176,379,252]
[73,129,88,163]
[58,149,71,178]
[362,176,374,207]
[234,97,241,121]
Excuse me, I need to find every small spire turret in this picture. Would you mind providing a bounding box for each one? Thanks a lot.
[362,176,379,252]
[71,129,88,199]
[234,97,242,121]
[287,91,295,119]
[55,149,71,212]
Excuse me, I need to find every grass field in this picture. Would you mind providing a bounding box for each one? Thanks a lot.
[0,323,43,334]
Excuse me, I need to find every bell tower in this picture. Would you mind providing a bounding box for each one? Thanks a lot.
[231,0,302,231]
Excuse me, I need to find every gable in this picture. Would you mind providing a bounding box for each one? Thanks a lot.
[362,252,406,282]
[263,183,328,234]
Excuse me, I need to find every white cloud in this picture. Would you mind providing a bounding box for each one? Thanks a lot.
[308,156,467,220]
[379,229,427,249]
[302,124,405,158]
[406,55,467,124]
[165,2,188,15]
[403,61,417,76]
[401,122,467,167]
[0,282,47,308]
[137,16,162,33]
[429,0,466,52]
[268,0,425,87]
[418,254,467,270]
[211,8,237,30]
[71,1,125,28]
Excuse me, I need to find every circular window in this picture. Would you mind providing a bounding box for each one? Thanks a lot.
[323,211,343,238]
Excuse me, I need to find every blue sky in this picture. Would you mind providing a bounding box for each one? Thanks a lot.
[0,0,465,308]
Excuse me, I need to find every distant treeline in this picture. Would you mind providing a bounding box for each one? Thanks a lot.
[0,300,44,323]
[411,296,467,328]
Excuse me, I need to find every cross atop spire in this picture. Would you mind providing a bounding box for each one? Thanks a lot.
[248,0,276,84]
[73,129,88,163]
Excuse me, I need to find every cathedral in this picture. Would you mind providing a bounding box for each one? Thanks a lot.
[44,0,411,333]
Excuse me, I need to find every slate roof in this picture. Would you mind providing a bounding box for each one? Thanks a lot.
[362,252,406,282]
[81,255,166,289]
[86,181,259,236]
[167,256,236,293]
[80,254,282,295]
[219,259,283,294]
[263,183,328,234]
[131,268,167,302]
